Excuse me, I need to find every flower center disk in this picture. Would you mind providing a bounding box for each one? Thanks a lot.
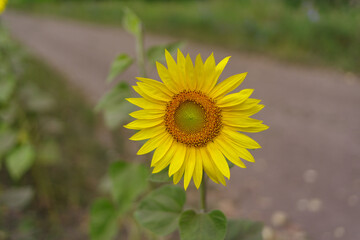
[165,90,222,147]
[175,101,205,133]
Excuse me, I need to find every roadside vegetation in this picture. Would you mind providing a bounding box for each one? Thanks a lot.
[10,0,360,74]
[0,26,108,239]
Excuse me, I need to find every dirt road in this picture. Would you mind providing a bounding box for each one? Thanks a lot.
[4,12,360,240]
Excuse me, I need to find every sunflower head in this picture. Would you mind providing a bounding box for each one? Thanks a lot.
[0,0,8,15]
[125,49,268,190]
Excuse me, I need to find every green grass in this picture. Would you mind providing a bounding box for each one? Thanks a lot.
[1,56,109,239]
[10,0,360,74]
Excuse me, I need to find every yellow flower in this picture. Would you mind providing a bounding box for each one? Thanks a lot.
[0,0,7,15]
[125,49,268,190]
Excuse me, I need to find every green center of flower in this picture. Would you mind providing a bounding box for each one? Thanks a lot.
[164,90,222,147]
[175,101,205,133]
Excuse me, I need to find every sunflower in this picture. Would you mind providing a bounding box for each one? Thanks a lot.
[0,0,7,15]
[125,49,268,190]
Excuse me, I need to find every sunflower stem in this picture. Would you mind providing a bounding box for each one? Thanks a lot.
[136,23,146,77]
[200,174,207,213]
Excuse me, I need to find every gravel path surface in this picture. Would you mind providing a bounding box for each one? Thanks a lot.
[4,12,360,240]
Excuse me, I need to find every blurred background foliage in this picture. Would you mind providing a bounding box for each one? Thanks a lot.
[0,25,109,239]
[9,0,360,74]
[1,0,359,239]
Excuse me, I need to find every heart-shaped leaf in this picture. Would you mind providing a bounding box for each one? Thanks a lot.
[135,185,186,236]
[95,82,133,129]
[96,82,130,111]
[109,161,148,213]
[179,210,227,240]
[148,166,172,183]
[90,198,119,240]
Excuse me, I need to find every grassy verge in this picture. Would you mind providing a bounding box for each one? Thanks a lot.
[1,55,108,240]
[10,0,360,74]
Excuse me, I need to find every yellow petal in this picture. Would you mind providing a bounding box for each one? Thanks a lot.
[213,163,227,186]
[177,49,186,67]
[203,146,227,185]
[206,142,230,179]
[199,147,219,184]
[124,118,163,130]
[193,149,203,189]
[156,61,178,93]
[222,127,261,149]
[133,86,164,104]
[168,142,187,176]
[194,54,204,90]
[241,104,265,116]
[222,104,264,118]
[126,98,165,110]
[175,49,187,90]
[184,147,196,190]
[137,131,168,155]
[216,133,256,163]
[202,53,216,94]
[137,82,171,102]
[129,125,165,141]
[210,72,247,99]
[185,54,195,90]
[165,49,183,90]
[223,116,263,128]
[173,160,185,185]
[151,134,173,166]
[165,49,177,69]
[214,137,246,168]
[130,109,164,120]
[176,49,185,75]
[136,77,173,96]
[223,98,261,111]
[152,147,176,173]
[236,147,255,163]
[224,124,269,133]
[214,56,230,84]
[216,89,254,108]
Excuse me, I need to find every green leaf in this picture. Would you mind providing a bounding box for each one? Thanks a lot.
[146,41,185,64]
[0,186,34,210]
[179,210,227,240]
[95,82,133,130]
[134,185,186,236]
[103,101,134,130]
[148,166,172,183]
[0,78,16,104]
[225,219,263,240]
[107,54,133,83]
[96,82,130,111]
[109,161,148,213]
[122,7,141,37]
[90,198,119,240]
[5,144,35,181]
[0,127,17,160]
